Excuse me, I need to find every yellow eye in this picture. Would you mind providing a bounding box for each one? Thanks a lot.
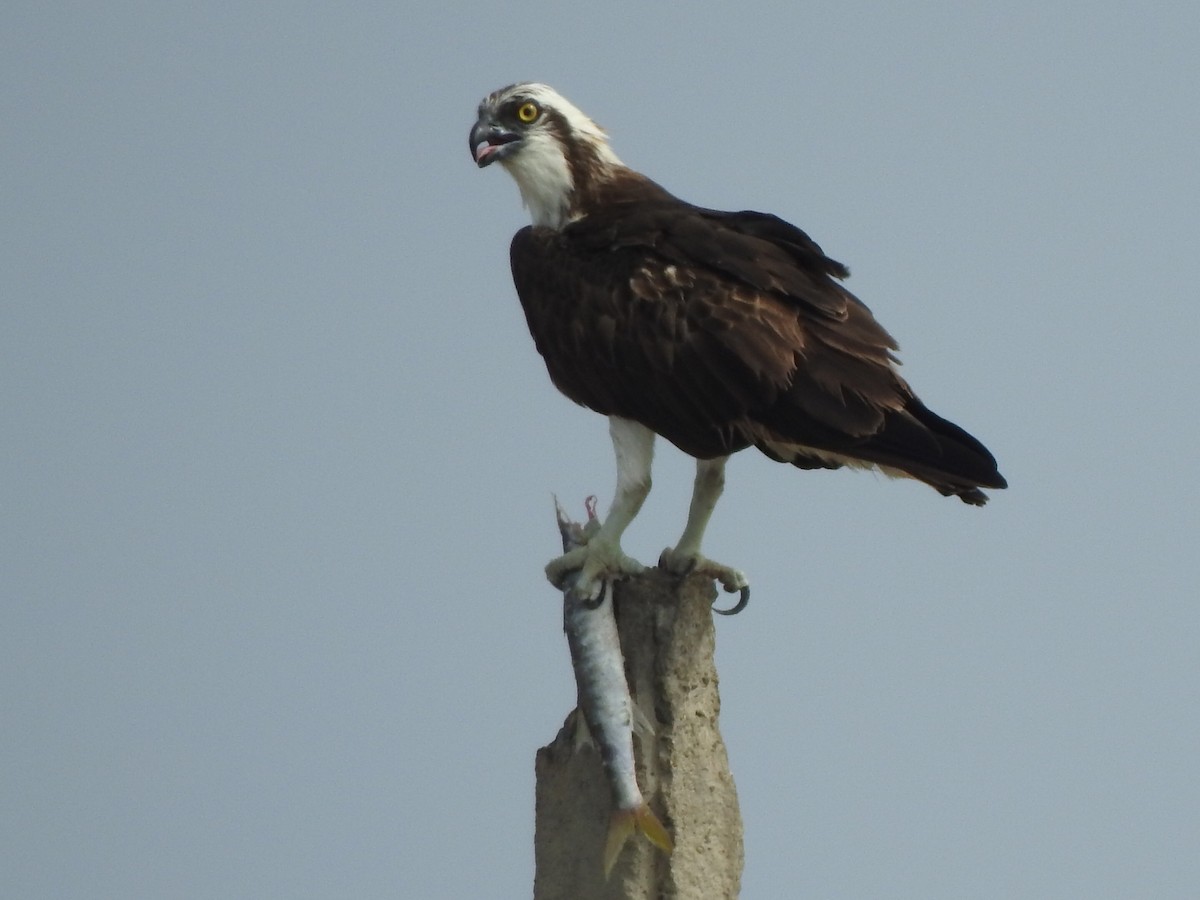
[516,102,539,123]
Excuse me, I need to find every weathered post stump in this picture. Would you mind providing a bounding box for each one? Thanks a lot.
[534,570,744,899]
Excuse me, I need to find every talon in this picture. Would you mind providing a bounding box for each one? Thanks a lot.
[713,585,750,616]
[578,580,609,610]
[547,539,644,600]
[658,547,749,610]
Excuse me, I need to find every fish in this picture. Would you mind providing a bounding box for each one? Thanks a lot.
[556,497,674,876]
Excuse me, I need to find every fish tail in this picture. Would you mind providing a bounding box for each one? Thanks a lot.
[603,809,637,877]
[603,804,674,876]
[635,804,674,855]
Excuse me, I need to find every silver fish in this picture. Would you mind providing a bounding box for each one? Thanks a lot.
[557,498,673,876]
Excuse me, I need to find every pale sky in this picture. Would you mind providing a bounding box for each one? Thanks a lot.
[3,2,1198,897]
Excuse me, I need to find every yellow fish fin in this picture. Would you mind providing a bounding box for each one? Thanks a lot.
[603,804,673,877]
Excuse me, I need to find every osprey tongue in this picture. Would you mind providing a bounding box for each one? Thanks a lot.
[472,128,518,167]
[474,140,496,164]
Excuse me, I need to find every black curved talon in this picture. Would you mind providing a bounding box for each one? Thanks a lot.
[712,585,750,616]
[566,578,609,610]
[580,580,609,610]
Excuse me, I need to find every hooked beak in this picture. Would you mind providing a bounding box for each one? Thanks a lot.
[470,119,520,168]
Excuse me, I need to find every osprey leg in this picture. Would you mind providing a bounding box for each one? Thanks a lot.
[660,457,750,610]
[545,417,653,599]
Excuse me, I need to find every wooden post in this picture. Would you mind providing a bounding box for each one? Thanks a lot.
[534,569,744,899]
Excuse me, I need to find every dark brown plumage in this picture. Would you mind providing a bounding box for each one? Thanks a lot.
[510,170,1006,505]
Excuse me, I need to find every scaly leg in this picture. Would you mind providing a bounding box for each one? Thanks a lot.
[546,417,654,600]
[659,456,750,611]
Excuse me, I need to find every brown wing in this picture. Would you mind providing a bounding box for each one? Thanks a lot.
[509,183,1005,502]
[510,221,775,457]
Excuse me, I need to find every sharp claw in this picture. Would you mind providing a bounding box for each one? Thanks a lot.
[712,585,750,616]
[579,580,608,610]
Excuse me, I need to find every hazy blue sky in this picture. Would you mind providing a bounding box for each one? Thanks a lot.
[3,2,1197,897]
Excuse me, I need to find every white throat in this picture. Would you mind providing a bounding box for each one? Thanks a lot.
[500,135,576,229]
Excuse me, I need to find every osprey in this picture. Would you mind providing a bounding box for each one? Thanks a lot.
[470,83,1006,604]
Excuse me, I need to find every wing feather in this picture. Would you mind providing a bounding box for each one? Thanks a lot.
[508,180,1004,498]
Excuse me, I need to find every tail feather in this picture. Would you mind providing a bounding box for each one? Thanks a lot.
[603,804,673,877]
[850,399,1005,494]
[756,385,1006,503]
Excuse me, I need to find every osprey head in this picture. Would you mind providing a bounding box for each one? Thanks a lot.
[470,83,622,228]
